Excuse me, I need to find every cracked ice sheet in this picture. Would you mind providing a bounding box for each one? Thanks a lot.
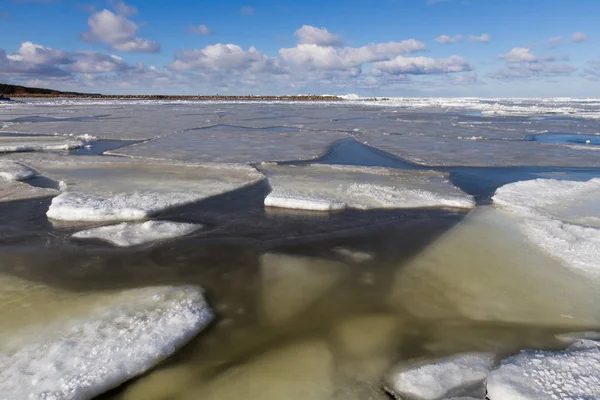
[487,339,600,400]
[260,164,474,211]
[0,272,213,399]
[72,220,201,247]
[389,206,600,327]
[111,125,349,163]
[493,178,600,275]
[0,135,83,153]
[359,134,600,167]
[0,161,36,181]
[4,153,264,221]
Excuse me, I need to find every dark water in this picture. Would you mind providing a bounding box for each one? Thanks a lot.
[524,132,600,146]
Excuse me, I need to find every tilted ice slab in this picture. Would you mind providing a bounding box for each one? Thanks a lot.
[261,164,474,211]
[0,160,36,181]
[0,179,57,202]
[0,135,83,153]
[3,153,264,222]
[493,178,600,274]
[385,353,495,400]
[111,125,349,163]
[72,220,201,247]
[359,134,600,167]
[487,339,600,400]
[389,207,600,327]
[0,273,213,399]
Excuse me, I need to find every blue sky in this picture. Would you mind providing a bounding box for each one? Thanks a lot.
[0,0,598,96]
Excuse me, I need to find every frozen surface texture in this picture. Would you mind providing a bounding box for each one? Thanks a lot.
[112,125,349,163]
[0,179,57,202]
[386,353,495,400]
[72,220,201,247]
[0,275,213,399]
[3,154,264,221]
[390,207,600,327]
[487,340,600,400]
[493,178,600,274]
[261,164,474,211]
[0,135,83,153]
[0,161,36,181]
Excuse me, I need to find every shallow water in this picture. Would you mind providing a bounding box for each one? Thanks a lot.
[1,99,600,399]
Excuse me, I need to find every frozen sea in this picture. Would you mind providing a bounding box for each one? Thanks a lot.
[1,97,600,399]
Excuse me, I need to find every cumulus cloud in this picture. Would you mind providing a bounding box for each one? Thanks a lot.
[239,6,254,16]
[435,34,464,44]
[109,0,137,17]
[571,32,588,42]
[294,25,343,46]
[81,9,159,53]
[189,24,212,35]
[68,52,131,74]
[469,34,490,43]
[372,55,471,75]
[280,39,426,70]
[489,47,574,80]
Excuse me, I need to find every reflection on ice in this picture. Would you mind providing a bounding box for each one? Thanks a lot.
[261,164,474,211]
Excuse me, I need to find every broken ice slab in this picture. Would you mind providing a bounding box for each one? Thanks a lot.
[0,272,213,399]
[259,253,350,326]
[0,161,36,181]
[110,125,349,163]
[487,340,600,400]
[389,206,600,327]
[493,178,600,275]
[0,135,83,153]
[260,164,474,211]
[72,220,202,247]
[359,134,600,167]
[0,179,57,202]
[4,153,264,222]
[385,353,495,400]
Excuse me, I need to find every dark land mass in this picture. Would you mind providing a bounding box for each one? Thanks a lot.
[0,83,342,101]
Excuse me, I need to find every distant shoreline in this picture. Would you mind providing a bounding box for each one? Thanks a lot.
[5,94,345,101]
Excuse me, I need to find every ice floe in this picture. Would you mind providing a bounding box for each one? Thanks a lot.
[487,340,600,400]
[0,179,57,202]
[72,220,201,247]
[493,178,600,274]
[261,164,474,211]
[3,154,264,222]
[0,160,36,181]
[386,352,495,400]
[0,135,83,153]
[389,207,600,327]
[0,274,213,399]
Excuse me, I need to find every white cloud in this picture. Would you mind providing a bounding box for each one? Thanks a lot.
[279,40,426,70]
[547,36,563,44]
[571,32,588,42]
[435,34,464,44]
[469,33,490,43]
[7,41,70,65]
[81,9,159,53]
[490,47,574,80]
[239,6,254,16]
[68,52,131,73]
[189,24,212,35]
[110,0,137,17]
[294,25,343,46]
[372,55,471,75]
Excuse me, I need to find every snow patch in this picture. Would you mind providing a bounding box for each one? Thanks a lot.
[72,220,201,247]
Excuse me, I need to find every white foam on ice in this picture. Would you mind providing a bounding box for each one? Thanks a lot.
[0,161,36,181]
[72,220,202,247]
[493,178,600,274]
[487,340,600,400]
[261,164,474,211]
[48,191,203,222]
[0,285,213,399]
[386,353,495,400]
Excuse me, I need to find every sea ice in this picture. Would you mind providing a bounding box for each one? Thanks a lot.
[359,134,600,167]
[260,164,474,211]
[0,179,57,202]
[487,340,600,400]
[493,178,600,274]
[3,153,264,222]
[389,207,600,327]
[385,353,495,400]
[0,135,83,153]
[111,125,349,163]
[72,220,202,247]
[0,160,36,181]
[259,253,349,325]
[0,274,213,399]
